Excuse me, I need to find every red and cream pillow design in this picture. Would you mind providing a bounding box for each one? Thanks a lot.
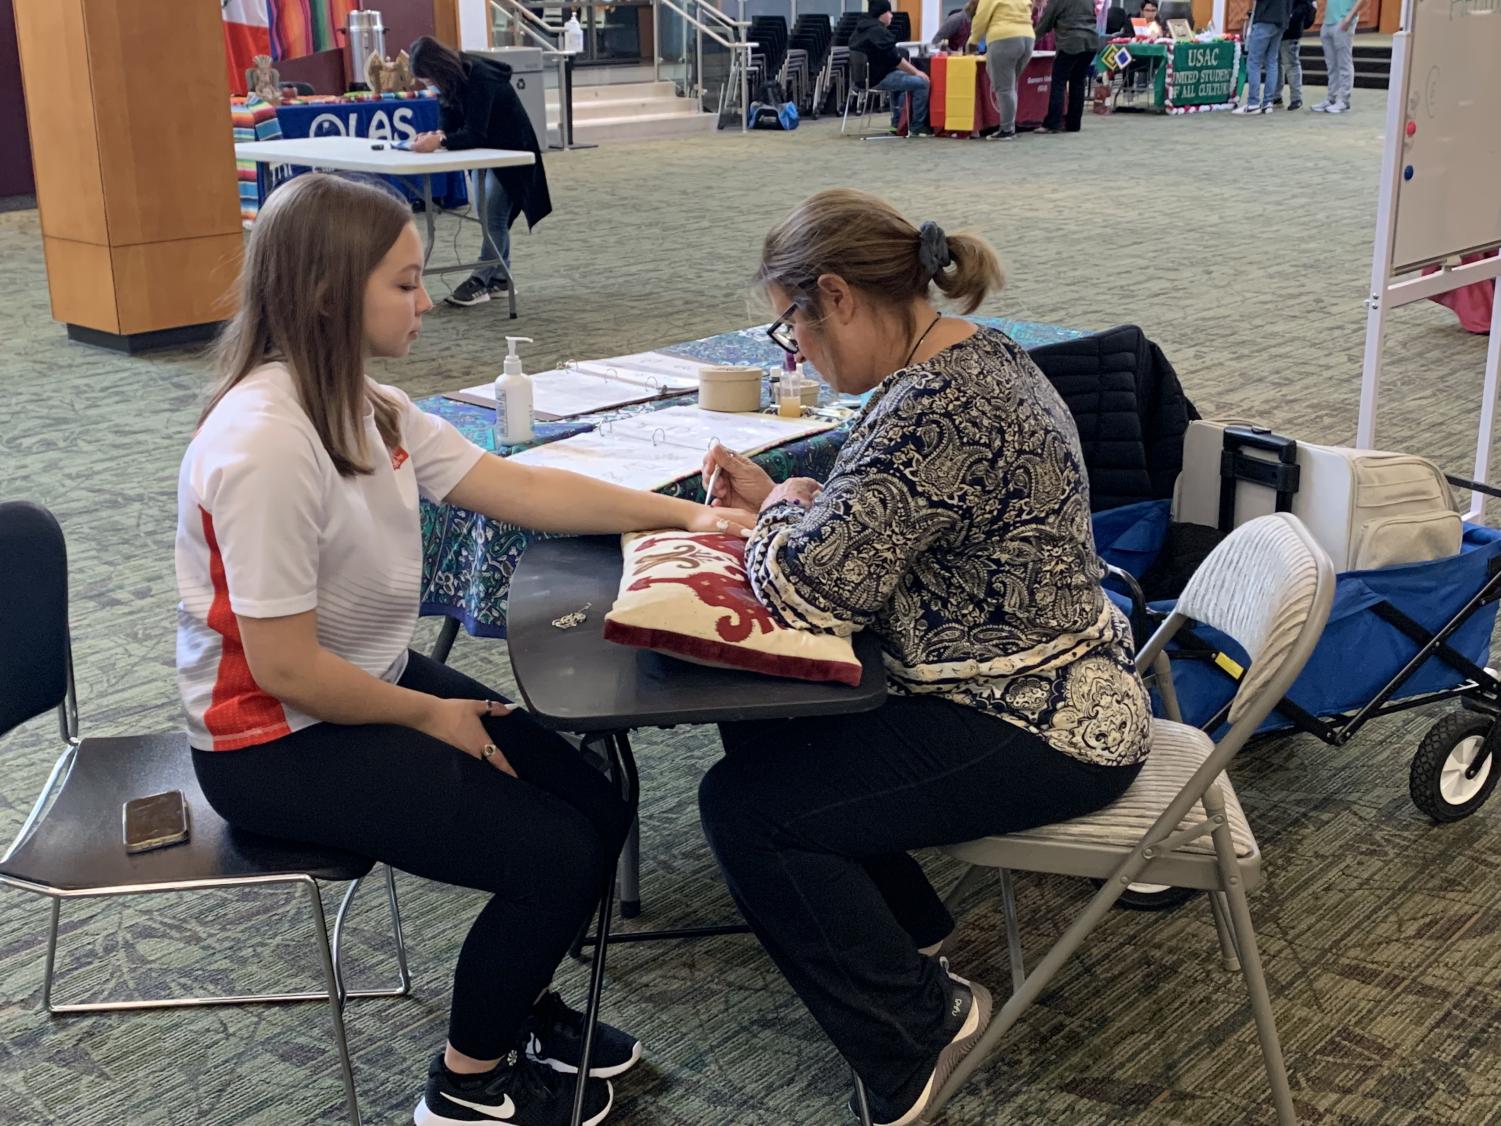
[603,530,863,685]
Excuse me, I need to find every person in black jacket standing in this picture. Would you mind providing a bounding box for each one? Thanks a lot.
[409,37,553,307]
[1275,0,1317,111]
[849,0,932,135]
[1034,0,1100,134]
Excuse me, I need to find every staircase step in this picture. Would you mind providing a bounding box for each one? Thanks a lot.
[556,96,698,123]
[559,110,718,145]
[1297,37,1391,89]
[558,80,682,103]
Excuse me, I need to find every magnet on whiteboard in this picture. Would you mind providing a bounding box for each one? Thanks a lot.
[1406,121,1416,137]
[1403,166,1415,180]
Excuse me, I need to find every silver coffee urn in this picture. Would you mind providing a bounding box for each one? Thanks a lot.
[345,9,386,91]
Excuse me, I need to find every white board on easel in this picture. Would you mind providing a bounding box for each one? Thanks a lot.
[1358,0,1501,521]
[1388,0,1501,274]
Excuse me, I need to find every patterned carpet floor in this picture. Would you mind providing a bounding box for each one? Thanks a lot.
[1,101,1499,1126]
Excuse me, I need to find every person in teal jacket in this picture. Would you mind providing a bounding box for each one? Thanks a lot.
[1314,0,1360,113]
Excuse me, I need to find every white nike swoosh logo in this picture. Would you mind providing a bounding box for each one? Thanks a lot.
[441,1090,517,1119]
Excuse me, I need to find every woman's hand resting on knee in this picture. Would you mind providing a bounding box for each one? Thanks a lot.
[419,697,518,776]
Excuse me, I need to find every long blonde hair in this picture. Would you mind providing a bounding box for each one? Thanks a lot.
[202,173,411,477]
[755,189,1004,333]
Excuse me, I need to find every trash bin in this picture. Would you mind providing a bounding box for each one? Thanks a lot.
[475,47,548,148]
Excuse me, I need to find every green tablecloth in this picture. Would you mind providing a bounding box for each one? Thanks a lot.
[1094,38,1243,114]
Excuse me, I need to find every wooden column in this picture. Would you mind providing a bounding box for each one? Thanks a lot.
[434,0,461,47]
[14,0,242,352]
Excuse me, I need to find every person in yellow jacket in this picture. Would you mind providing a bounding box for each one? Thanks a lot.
[968,0,1035,139]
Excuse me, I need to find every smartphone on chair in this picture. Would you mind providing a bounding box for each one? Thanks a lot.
[122,790,190,854]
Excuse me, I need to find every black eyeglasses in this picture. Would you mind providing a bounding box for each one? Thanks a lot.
[765,302,799,355]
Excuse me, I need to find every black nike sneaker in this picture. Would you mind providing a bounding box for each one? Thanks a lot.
[526,991,643,1079]
[414,1049,613,1126]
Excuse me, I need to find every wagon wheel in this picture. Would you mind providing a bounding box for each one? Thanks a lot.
[1409,711,1501,822]
[1093,879,1199,911]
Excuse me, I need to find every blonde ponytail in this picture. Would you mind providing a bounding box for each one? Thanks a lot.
[931,233,1005,314]
[757,189,1005,325]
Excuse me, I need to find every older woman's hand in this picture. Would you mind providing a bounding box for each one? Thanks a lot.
[761,478,823,512]
[702,443,775,511]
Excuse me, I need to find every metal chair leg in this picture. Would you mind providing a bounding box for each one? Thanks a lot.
[852,1070,874,1126]
[1209,890,1242,972]
[430,616,461,664]
[332,875,364,1008]
[43,873,410,1015]
[383,865,412,995]
[618,814,641,919]
[998,869,1026,995]
[940,863,988,914]
[333,865,412,1008]
[42,896,61,1015]
[1211,822,1296,1125]
[305,878,363,1126]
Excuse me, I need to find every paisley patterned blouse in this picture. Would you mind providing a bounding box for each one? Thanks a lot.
[745,328,1152,768]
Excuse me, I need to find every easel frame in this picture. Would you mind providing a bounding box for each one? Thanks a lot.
[1358,0,1501,521]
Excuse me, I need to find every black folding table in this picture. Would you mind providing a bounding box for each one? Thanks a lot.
[506,535,887,1123]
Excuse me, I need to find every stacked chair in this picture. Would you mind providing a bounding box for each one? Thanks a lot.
[748,14,789,101]
[889,10,912,40]
[791,14,834,116]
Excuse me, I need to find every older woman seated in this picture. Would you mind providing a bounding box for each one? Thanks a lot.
[697,189,1152,1126]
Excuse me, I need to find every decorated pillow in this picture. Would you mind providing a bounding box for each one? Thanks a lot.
[603,530,864,686]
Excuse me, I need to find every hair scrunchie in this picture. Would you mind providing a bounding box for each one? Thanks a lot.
[917,220,952,279]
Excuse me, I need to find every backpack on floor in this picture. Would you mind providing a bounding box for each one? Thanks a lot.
[747,100,800,130]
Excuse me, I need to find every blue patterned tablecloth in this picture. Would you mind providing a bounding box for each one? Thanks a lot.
[419,317,1083,639]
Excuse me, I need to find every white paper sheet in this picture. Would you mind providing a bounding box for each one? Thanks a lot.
[570,351,710,391]
[506,406,835,492]
[454,368,695,420]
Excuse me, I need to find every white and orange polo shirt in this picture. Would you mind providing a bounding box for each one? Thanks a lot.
[175,363,484,751]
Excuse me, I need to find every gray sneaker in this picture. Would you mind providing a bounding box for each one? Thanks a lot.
[1326,101,1350,114]
[1311,99,1332,112]
[849,976,994,1126]
[445,276,491,307]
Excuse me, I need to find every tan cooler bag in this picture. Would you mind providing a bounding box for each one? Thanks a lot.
[1173,420,1462,572]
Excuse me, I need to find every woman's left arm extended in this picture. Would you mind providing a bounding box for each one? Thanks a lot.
[444,452,753,536]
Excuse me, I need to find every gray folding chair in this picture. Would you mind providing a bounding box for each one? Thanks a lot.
[841,49,897,138]
[0,501,410,1126]
[854,513,1334,1125]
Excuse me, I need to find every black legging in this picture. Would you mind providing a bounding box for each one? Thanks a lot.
[192,651,631,1060]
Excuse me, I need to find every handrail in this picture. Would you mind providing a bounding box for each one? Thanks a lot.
[485,0,576,151]
[657,0,751,52]
[684,0,748,32]
[487,0,561,51]
[655,0,755,133]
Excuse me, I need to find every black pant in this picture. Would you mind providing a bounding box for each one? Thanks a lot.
[1045,49,1093,132]
[192,651,631,1060]
[700,696,1140,1102]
